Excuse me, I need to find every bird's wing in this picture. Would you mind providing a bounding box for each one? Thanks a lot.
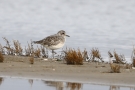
[43,35,63,46]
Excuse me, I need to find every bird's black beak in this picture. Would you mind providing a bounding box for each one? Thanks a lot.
[66,35,70,37]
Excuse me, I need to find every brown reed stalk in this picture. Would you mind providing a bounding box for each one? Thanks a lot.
[2,37,14,55]
[25,41,34,56]
[25,46,29,56]
[3,46,14,55]
[131,45,135,67]
[2,37,10,48]
[108,51,113,58]
[0,52,4,62]
[110,63,120,73]
[133,59,135,67]
[34,46,41,57]
[90,48,103,62]
[114,51,120,63]
[40,46,48,58]
[18,42,23,55]
[13,40,19,54]
[13,40,23,55]
[28,42,32,54]
[64,48,83,65]
[113,51,125,64]
[0,44,4,54]
[82,49,89,61]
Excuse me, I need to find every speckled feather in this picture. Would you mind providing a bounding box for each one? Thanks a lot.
[34,34,65,46]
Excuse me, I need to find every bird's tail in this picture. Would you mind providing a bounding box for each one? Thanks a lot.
[33,40,43,44]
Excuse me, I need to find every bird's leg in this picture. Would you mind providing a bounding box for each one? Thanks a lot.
[52,50,54,59]
[52,50,57,59]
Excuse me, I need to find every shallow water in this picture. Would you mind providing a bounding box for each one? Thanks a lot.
[0,77,134,90]
[0,0,135,60]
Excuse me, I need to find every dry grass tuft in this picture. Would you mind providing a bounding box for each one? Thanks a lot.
[82,49,89,61]
[34,46,41,57]
[3,37,14,55]
[0,52,4,62]
[90,48,103,62]
[64,48,83,65]
[29,56,34,64]
[13,40,23,55]
[40,46,48,58]
[110,63,120,73]
[113,51,125,64]
[114,51,120,63]
[25,41,34,56]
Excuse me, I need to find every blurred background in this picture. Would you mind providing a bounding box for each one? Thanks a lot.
[0,0,135,59]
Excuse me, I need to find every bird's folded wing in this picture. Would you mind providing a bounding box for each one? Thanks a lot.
[43,35,63,46]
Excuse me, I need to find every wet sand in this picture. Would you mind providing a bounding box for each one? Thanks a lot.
[0,55,135,86]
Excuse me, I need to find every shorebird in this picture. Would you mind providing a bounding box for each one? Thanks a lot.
[33,30,70,58]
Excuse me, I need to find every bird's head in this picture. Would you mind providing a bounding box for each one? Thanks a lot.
[57,30,70,37]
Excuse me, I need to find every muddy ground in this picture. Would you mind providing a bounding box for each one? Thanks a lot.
[0,55,135,86]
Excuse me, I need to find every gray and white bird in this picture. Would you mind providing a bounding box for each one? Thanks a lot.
[33,30,70,58]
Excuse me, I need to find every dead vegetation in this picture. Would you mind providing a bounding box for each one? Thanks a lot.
[133,59,135,67]
[114,51,125,64]
[2,37,23,55]
[108,51,113,58]
[64,48,83,65]
[0,44,4,54]
[3,37,14,55]
[82,49,89,61]
[29,56,34,64]
[25,41,34,56]
[131,45,135,67]
[89,48,104,62]
[0,52,4,62]
[40,46,48,58]
[13,40,23,55]
[0,37,134,70]
[108,51,126,64]
[1,37,49,60]
[109,63,120,73]
[108,51,129,72]
[34,46,41,58]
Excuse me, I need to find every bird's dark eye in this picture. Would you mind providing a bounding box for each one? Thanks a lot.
[62,33,64,34]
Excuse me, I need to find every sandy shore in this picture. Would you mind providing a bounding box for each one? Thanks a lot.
[0,55,135,87]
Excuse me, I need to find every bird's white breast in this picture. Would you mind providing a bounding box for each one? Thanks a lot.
[48,42,65,50]
[43,37,66,50]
